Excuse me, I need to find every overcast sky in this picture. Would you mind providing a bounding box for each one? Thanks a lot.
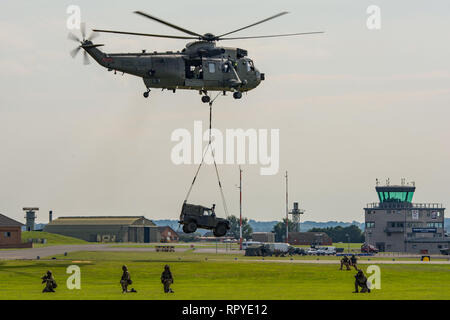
[1,0,449,224]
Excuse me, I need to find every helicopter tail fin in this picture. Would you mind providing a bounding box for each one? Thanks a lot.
[81,42,107,66]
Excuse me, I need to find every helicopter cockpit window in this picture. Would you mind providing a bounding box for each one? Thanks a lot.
[208,62,216,73]
[222,63,230,73]
[246,60,255,72]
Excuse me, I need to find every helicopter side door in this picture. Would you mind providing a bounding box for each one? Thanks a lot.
[202,58,222,89]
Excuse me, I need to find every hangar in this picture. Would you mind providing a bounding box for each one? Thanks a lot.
[44,216,160,243]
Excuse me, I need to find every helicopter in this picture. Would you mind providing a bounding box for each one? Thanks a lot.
[69,11,323,103]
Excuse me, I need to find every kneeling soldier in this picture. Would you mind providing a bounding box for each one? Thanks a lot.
[353,269,371,293]
[161,265,174,293]
[340,255,351,270]
[41,270,57,293]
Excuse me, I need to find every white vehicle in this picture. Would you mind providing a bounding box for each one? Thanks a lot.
[307,248,318,255]
[242,241,262,250]
[264,242,291,253]
[316,246,337,255]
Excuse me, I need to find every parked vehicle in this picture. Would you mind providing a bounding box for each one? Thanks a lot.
[307,247,318,255]
[242,241,262,250]
[440,248,450,255]
[293,247,307,255]
[316,246,337,255]
[361,243,379,253]
[264,242,291,253]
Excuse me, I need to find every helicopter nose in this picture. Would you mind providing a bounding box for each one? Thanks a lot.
[255,69,264,86]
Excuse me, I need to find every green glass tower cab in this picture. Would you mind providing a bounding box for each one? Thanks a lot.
[375,185,415,204]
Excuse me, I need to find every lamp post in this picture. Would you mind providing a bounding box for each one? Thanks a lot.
[346,233,350,253]
[285,171,289,244]
[239,167,243,250]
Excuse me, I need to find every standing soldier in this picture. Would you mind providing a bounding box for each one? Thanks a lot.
[350,254,358,270]
[41,270,57,293]
[161,265,174,293]
[340,255,351,270]
[353,269,371,293]
[120,265,137,293]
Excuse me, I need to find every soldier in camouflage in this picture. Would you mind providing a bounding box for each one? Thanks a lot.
[120,265,137,293]
[340,255,351,270]
[350,254,358,270]
[161,265,174,293]
[41,270,57,293]
[353,269,371,293]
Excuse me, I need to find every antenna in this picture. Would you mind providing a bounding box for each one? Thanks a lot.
[285,171,289,244]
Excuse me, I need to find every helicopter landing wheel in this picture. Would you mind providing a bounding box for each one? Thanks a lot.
[233,91,242,99]
[201,95,211,103]
[143,89,150,98]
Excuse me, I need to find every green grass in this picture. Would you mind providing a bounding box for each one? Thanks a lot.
[21,231,88,247]
[0,250,449,300]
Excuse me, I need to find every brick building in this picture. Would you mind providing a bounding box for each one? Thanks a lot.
[0,213,31,248]
[158,226,179,242]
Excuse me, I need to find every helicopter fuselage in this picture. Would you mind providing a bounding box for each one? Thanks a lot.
[85,40,264,95]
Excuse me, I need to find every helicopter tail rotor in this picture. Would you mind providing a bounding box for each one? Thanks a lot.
[68,22,102,65]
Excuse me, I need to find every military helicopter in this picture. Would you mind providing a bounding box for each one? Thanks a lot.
[69,11,323,103]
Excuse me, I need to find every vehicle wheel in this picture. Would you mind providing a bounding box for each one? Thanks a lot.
[201,95,211,103]
[213,223,227,237]
[187,221,197,233]
[233,92,242,99]
[182,224,190,233]
[143,91,149,98]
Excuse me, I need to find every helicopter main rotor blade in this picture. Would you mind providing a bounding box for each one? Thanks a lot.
[134,11,203,38]
[216,12,289,39]
[219,31,324,40]
[92,28,198,40]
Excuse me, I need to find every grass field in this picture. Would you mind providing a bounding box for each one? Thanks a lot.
[0,250,449,300]
[21,231,88,247]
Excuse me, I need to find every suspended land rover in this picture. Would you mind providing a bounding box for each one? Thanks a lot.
[179,202,230,237]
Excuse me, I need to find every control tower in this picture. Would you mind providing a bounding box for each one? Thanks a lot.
[289,202,305,232]
[23,207,39,231]
[364,180,448,254]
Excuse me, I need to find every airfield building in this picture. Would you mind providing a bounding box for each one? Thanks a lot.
[158,226,179,243]
[288,232,332,246]
[44,216,160,243]
[0,213,31,249]
[252,232,275,243]
[364,183,449,254]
